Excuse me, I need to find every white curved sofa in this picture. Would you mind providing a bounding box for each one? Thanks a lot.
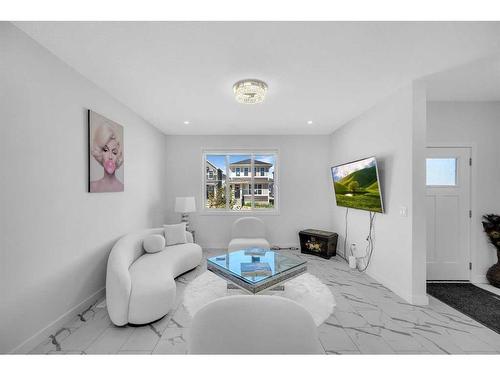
[106,228,202,326]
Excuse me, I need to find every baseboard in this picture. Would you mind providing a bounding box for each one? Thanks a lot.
[199,244,227,251]
[410,294,430,305]
[9,287,106,354]
[471,274,488,284]
[367,269,429,305]
[200,243,300,251]
[367,270,410,302]
[272,243,300,249]
[201,245,227,251]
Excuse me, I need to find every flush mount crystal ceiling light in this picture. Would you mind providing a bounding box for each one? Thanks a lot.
[233,79,268,104]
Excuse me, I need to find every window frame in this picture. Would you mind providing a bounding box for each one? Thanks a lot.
[201,149,279,215]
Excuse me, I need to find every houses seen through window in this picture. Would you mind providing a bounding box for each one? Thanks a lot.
[204,151,278,211]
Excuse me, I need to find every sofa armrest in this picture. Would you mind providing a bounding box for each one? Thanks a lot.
[106,232,145,326]
[106,249,132,326]
[106,259,132,326]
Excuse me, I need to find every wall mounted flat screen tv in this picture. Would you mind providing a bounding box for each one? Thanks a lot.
[331,157,384,213]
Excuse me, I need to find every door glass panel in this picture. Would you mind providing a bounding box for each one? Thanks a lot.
[426,158,457,186]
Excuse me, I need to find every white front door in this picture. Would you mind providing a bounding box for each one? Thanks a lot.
[426,147,471,280]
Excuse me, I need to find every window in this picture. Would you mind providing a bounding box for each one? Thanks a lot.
[426,158,457,186]
[203,151,278,212]
[204,155,227,209]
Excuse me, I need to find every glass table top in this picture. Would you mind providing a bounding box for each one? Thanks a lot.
[207,248,306,285]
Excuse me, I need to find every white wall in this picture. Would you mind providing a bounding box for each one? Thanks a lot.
[427,101,500,283]
[164,136,332,249]
[0,23,167,353]
[329,83,428,304]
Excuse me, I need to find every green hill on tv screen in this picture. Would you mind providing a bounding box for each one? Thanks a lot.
[332,163,383,213]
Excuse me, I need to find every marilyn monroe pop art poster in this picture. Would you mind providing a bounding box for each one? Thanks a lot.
[88,110,124,193]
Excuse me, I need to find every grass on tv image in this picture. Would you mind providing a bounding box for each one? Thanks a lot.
[331,158,383,213]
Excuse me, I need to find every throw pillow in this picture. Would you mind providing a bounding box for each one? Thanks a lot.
[164,223,187,246]
[143,234,166,253]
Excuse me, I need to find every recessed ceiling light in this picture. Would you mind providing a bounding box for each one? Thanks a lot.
[233,79,268,104]
[183,121,190,125]
[307,120,313,125]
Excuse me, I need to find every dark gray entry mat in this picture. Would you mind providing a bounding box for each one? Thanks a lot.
[427,282,500,334]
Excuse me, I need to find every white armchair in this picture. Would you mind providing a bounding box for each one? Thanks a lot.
[227,217,270,252]
[187,295,324,354]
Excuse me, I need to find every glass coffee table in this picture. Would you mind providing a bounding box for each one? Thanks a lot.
[207,248,307,294]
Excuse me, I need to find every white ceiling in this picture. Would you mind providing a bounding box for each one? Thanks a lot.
[13,22,500,135]
[426,54,500,101]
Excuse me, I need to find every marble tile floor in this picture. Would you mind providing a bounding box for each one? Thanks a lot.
[29,249,500,355]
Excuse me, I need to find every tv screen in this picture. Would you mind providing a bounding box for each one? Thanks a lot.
[331,157,384,213]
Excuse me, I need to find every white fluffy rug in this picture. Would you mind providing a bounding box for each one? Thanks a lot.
[183,272,335,326]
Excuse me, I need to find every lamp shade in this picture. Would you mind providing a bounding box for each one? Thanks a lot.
[175,197,196,213]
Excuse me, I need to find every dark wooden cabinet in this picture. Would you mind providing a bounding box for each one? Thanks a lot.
[299,229,338,259]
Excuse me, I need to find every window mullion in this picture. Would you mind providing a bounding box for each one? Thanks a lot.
[203,153,207,208]
[251,154,255,210]
[225,154,230,210]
